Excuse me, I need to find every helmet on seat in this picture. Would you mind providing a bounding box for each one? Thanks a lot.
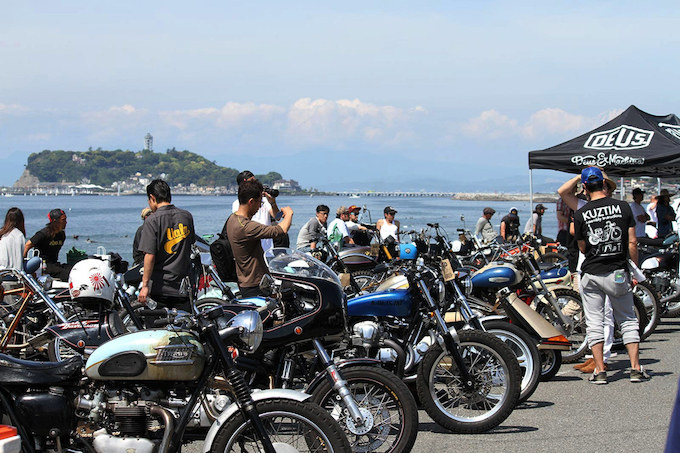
[68,259,116,308]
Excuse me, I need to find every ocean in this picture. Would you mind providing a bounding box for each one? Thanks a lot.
[0,195,559,264]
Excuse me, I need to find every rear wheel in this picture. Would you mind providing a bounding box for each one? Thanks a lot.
[539,349,562,382]
[350,270,380,293]
[541,289,587,363]
[633,280,661,339]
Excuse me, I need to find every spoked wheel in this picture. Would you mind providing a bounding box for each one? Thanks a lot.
[541,289,587,363]
[538,349,562,382]
[350,270,380,293]
[482,320,541,404]
[208,398,351,453]
[311,366,418,453]
[415,330,521,433]
[633,280,661,339]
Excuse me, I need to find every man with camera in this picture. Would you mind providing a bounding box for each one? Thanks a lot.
[231,170,281,253]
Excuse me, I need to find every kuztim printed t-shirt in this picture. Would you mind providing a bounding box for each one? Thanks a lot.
[138,205,195,297]
[29,227,65,263]
[574,198,635,275]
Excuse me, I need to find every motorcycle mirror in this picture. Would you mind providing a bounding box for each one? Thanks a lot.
[259,274,276,296]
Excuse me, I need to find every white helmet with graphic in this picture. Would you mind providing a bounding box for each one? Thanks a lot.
[68,258,116,306]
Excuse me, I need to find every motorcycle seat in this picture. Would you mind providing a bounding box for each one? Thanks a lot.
[638,237,665,247]
[0,354,83,386]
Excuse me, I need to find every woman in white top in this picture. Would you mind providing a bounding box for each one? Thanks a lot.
[0,207,26,270]
[376,206,400,242]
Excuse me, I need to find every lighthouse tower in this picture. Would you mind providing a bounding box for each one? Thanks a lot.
[144,133,153,151]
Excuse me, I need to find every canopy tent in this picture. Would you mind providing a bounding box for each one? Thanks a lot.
[527,105,680,205]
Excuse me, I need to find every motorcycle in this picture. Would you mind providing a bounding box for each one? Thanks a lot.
[221,249,419,453]
[0,303,351,453]
[639,233,680,317]
[345,257,522,433]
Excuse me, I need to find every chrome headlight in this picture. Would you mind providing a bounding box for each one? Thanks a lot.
[229,311,263,352]
[435,279,446,303]
[38,275,53,291]
[462,275,473,296]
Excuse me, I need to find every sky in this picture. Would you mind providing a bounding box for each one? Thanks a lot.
[2,1,679,191]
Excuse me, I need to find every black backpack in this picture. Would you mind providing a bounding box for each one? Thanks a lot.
[210,216,237,282]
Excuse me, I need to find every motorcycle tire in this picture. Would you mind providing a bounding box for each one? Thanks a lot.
[349,270,379,293]
[208,398,351,453]
[540,252,567,264]
[482,320,541,404]
[541,288,587,363]
[416,329,521,434]
[310,365,418,453]
[633,280,661,339]
[539,349,562,382]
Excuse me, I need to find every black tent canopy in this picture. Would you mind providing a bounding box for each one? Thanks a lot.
[528,105,680,177]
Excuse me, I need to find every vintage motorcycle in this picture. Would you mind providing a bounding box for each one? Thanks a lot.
[0,303,351,453]
[214,249,419,453]
[639,234,680,317]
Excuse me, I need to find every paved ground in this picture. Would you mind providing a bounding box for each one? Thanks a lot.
[189,318,680,452]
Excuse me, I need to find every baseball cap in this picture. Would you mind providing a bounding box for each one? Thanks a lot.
[48,208,65,222]
[581,166,604,184]
[509,207,518,214]
[384,206,397,214]
[536,203,547,211]
[337,206,348,216]
[483,207,496,215]
[236,170,255,185]
[141,207,153,220]
[348,205,361,213]
[632,187,645,196]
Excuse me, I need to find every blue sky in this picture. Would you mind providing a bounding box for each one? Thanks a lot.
[1,1,679,191]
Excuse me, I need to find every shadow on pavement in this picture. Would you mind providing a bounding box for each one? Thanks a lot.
[418,422,539,434]
[516,400,555,410]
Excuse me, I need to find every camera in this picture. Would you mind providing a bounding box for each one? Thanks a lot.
[263,185,279,198]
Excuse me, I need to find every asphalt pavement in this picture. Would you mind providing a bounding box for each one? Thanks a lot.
[187,317,680,453]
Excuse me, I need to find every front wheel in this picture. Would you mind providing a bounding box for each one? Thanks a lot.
[539,349,562,382]
[208,398,351,453]
[311,366,418,453]
[416,330,521,433]
[633,280,661,339]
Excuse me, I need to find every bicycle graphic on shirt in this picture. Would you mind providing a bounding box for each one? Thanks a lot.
[587,220,622,246]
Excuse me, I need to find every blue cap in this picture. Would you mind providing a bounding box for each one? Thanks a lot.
[581,166,604,184]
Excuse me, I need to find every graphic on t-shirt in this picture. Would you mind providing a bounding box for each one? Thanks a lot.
[582,204,624,256]
[164,223,191,254]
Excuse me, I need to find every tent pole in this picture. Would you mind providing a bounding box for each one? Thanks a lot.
[658,177,662,194]
[620,177,624,200]
[529,169,534,212]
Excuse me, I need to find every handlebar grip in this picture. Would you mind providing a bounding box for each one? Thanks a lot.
[138,309,168,317]
[152,317,173,327]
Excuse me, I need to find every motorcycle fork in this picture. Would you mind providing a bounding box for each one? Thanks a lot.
[312,339,366,425]
[524,258,574,330]
[207,324,276,453]
[416,279,475,391]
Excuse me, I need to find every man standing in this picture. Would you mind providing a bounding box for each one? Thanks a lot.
[475,207,498,244]
[630,188,650,239]
[231,170,280,253]
[573,167,648,384]
[138,179,195,310]
[228,179,293,298]
[296,205,329,252]
[327,206,354,250]
[556,194,573,246]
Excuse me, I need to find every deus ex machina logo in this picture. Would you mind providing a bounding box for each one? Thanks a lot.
[570,125,651,167]
[165,223,191,254]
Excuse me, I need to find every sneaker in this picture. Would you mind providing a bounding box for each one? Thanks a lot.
[589,371,607,384]
[630,368,650,383]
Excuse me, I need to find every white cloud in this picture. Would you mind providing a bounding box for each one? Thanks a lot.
[521,108,589,139]
[0,103,29,115]
[460,110,518,139]
[160,102,286,131]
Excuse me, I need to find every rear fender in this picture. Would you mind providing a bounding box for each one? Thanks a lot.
[305,357,383,394]
[201,389,311,453]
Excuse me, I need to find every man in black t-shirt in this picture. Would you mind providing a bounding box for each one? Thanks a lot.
[574,166,648,384]
[138,180,195,310]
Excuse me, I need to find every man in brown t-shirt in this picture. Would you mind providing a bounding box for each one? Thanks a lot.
[227,179,293,297]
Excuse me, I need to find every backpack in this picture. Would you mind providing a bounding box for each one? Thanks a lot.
[210,216,237,282]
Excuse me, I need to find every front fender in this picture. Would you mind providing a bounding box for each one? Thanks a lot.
[202,389,310,453]
[305,358,383,394]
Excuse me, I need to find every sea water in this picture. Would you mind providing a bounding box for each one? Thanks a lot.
[0,195,558,263]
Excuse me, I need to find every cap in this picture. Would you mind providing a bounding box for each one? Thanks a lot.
[581,166,604,184]
[600,170,617,192]
[141,207,153,220]
[632,187,645,197]
[509,207,518,214]
[483,207,496,215]
[536,204,547,211]
[337,206,348,216]
[236,170,255,185]
[348,205,361,213]
[660,188,676,197]
[48,208,65,223]
[384,206,397,214]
